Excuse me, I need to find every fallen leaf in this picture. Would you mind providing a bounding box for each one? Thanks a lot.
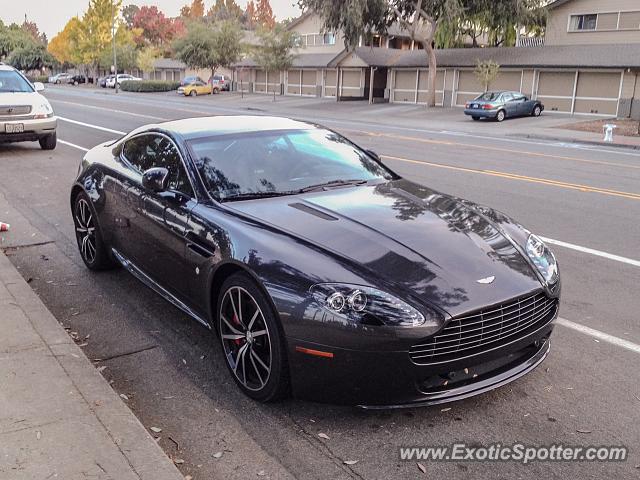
[182,359,187,365]
[417,462,426,473]
[150,427,162,433]
[185,476,193,480]
[173,458,184,465]
[344,460,358,465]
[36,430,41,440]
[257,471,266,477]
[318,433,330,440]
[576,429,592,434]
[120,394,129,401]
[97,366,107,373]
[440,408,451,412]
[213,451,223,459]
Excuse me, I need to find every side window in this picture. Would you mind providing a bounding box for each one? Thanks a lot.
[502,93,514,102]
[122,135,194,197]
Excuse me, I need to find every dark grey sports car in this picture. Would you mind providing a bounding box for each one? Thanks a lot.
[70,116,560,408]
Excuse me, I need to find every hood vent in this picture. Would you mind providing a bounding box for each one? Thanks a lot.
[288,202,338,221]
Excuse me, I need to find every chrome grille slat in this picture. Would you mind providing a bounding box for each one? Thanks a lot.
[410,302,555,357]
[0,105,31,116]
[410,291,557,365]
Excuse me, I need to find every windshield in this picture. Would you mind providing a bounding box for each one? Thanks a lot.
[189,129,395,201]
[0,70,34,93]
[476,92,500,101]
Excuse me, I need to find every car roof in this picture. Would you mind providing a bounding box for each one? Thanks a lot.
[147,115,317,140]
[0,64,16,72]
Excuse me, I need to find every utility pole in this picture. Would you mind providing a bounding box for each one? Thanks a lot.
[111,0,119,94]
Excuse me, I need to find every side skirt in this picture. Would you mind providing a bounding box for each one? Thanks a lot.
[111,248,211,330]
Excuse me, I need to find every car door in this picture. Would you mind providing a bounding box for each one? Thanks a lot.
[512,93,529,116]
[119,133,196,301]
[502,92,518,116]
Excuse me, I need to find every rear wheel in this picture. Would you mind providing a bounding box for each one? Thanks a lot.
[217,273,289,402]
[190,90,197,97]
[532,105,542,117]
[72,192,115,270]
[496,110,506,122]
[213,87,220,94]
[472,116,480,121]
[39,132,57,150]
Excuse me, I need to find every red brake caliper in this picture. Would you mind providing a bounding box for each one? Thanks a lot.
[233,314,244,346]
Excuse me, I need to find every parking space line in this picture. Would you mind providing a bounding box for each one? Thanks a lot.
[53,100,169,121]
[59,140,89,152]
[57,116,126,135]
[557,318,640,355]
[541,237,640,268]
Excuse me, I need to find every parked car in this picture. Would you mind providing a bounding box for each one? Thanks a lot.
[70,115,560,407]
[464,91,544,122]
[178,80,213,97]
[98,75,115,88]
[69,75,90,86]
[48,72,72,84]
[106,74,142,88]
[180,76,205,87]
[0,64,57,150]
[209,74,230,92]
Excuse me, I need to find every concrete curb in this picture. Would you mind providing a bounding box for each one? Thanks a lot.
[0,251,184,480]
[508,133,640,151]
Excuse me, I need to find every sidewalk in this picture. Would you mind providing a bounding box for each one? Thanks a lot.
[0,251,184,480]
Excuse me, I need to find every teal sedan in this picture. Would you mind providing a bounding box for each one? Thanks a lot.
[464,91,544,122]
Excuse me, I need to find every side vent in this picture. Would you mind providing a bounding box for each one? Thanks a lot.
[288,203,339,221]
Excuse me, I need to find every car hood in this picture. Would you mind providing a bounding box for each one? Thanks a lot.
[227,179,543,317]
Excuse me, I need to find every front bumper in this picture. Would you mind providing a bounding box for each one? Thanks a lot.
[0,117,57,143]
[287,312,556,408]
[464,108,498,118]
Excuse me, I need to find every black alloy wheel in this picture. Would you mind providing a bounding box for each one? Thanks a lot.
[72,192,115,270]
[217,273,289,401]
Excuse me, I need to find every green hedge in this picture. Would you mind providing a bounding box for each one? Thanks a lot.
[27,75,49,84]
[120,80,181,92]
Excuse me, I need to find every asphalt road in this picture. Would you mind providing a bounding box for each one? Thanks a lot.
[1,86,639,480]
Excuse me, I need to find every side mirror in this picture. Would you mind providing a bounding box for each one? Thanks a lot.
[34,82,45,92]
[366,149,381,162]
[142,167,169,192]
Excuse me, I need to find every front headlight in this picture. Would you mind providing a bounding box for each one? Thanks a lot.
[526,234,559,285]
[310,283,440,327]
[33,102,54,119]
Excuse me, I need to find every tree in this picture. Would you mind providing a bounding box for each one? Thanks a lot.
[207,0,244,22]
[133,6,180,48]
[474,59,499,91]
[9,42,55,71]
[122,4,140,28]
[137,46,159,74]
[0,21,35,59]
[48,17,83,66]
[252,26,298,100]
[256,0,276,29]
[99,26,138,71]
[244,1,258,29]
[173,20,243,83]
[180,0,206,19]
[298,0,461,107]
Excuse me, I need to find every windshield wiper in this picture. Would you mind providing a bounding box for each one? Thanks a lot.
[222,191,298,202]
[298,179,368,193]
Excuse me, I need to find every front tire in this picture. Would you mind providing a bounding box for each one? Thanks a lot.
[472,116,480,121]
[532,105,542,117]
[72,192,115,270]
[496,109,506,122]
[189,90,197,97]
[217,273,289,402]
[213,87,220,94]
[39,132,57,150]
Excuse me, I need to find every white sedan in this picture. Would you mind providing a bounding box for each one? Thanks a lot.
[106,74,142,88]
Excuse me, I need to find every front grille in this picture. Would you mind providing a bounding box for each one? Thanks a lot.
[410,291,557,365]
[0,105,31,116]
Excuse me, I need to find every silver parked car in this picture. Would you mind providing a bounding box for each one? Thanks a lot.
[0,64,57,150]
[464,91,544,122]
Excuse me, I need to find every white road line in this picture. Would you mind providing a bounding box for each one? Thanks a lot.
[53,99,169,121]
[541,236,640,268]
[57,116,126,135]
[557,317,640,355]
[59,140,89,152]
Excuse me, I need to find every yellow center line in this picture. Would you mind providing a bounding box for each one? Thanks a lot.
[345,129,640,171]
[382,154,640,201]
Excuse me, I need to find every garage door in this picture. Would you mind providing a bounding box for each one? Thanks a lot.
[340,69,362,98]
[324,69,337,97]
[455,70,522,106]
[391,69,445,105]
[255,69,267,93]
[286,69,301,95]
[574,72,621,115]
[301,70,317,96]
[536,71,575,113]
[416,69,445,105]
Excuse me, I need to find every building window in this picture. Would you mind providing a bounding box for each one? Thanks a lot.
[569,14,597,31]
[300,33,336,46]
